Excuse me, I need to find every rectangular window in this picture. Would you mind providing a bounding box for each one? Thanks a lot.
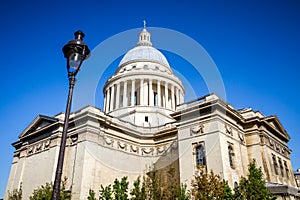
[134,91,137,105]
[154,92,158,106]
[228,143,235,169]
[272,154,278,175]
[145,116,148,122]
[195,144,206,166]
[284,161,289,178]
[278,158,284,177]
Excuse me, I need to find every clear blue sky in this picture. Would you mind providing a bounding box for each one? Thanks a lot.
[1,0,299,197]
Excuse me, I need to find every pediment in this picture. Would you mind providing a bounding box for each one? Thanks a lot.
[263,115,290,141]
[19,115,58,139]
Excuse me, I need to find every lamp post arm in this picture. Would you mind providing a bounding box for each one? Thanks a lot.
[51,76,76,200]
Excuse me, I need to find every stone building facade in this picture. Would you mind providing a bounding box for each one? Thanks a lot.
[5,27,299,199]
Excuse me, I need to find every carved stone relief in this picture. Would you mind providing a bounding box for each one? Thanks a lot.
[142,147,154,155]
[104,136,114,146]
[225,124,233,136]
[130,145,139,153]
[27,139,51,155]
[238,132,245,143]
[70,135,78,144]
[118,141,127,150]
[190,123,204,136]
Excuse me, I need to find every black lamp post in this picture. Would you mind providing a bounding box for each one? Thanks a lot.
[51,31,90,200]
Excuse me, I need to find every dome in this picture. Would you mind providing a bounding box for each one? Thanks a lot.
[119,45,170,68]
[103,23,185,127]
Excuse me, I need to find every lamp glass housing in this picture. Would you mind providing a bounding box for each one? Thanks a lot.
[68,52,82,71]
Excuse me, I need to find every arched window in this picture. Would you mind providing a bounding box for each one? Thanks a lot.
[196,145,206,166]
[234,182,238,189]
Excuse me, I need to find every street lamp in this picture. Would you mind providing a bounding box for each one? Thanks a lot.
[51,30,90,200]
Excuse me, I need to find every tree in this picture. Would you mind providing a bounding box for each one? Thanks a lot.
[8,184,22,200]
[29,177,70,200]
[30,182,53,200]
[87,189,97,200]
[141,165,190,200]
[191,165,227,200]
[113,177,129,200]
[176,184,190,200]
[96,165,189,200]
[234,160,275,200]
[130,176,146,200]
[99,184,113,200]
[224,182,234,200]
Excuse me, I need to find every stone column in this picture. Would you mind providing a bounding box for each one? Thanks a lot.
[157,80,161,106]
[171,84,175,109]
[123,81,127,107]
[110,85,115,111]
[180,90,184,104]
[165,82,168,108]
[145,80,149,105]
[176,87,180,107]
[103,90,107,112]
[149,79,153,106]
[105,89,109,113]
[116,82,120,109]
[140,79,144,105]
[131,80,135,106]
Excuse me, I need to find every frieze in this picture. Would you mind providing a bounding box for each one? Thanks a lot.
[267,137,289,156]
[27,140,50,156]
[102,134,172,157]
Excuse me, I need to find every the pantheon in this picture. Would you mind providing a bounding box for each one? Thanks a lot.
[5,26,299,199]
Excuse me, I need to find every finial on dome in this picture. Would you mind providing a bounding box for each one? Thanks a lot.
[137,20,152,46]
